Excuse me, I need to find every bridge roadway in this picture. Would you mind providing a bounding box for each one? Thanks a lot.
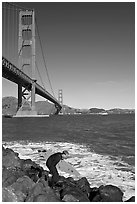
[2,57,62,111]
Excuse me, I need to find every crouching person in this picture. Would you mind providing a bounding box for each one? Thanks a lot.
[46,150,69,187]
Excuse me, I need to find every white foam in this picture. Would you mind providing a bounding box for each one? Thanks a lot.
[3,141,135,201]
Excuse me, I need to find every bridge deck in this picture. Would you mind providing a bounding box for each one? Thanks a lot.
[2,57,62,110]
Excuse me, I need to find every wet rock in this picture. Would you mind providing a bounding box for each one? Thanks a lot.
[89,187,100,201]
[2,167,25,187]
[20,159,42,172]
[2,147,21,169]
[12,189,26,202]
[125,196,135,202]
[2,187,18,202]
[89,185,124,202]
[10,175,35,196]
[60,185,90,202]
[20,159,46,182]
[54,176,90,201]
[99,184,123,202]
[26,177,60,202]
[75,177,91,195]
[62,194,79,202]
[2,146,134,202]
[3,186,26,202]
[7,186,26,202]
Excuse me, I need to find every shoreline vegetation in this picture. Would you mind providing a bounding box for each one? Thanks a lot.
[2,96,135,116]
[2,145,135,202]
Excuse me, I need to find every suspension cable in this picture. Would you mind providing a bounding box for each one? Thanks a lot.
[35,17,56,98]
[36,61,47,90]
[3,3,56,99]
[6,2,30,11]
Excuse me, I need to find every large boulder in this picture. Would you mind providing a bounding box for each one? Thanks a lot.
[99,185,123,202]
[125,196,135,202]
[91,185,123,202]
[75,177,91,195]
[20,159,46,182]
[2,187,18,202]
[10,175,35,196]
[54,176,90,202]
[20,159,40,171]
[3,186,26,202]
[89,187,100,201]
[2,167,25,187]
[60,185,90,202]
[26,177,60,202]
[2,147,21,169]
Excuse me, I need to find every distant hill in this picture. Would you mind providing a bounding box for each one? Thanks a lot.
[35,101,56,115]
[2,96,18,115]
[89,108,106,114]
[106,108,135,114]
[2,97,57,115]
[2,96,135,115]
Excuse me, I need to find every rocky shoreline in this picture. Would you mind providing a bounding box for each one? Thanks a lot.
[2,146,135,202]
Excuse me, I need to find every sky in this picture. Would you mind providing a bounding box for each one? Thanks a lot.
[2,1,135,109]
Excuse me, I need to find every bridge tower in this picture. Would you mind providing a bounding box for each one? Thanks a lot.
[58,89,64,114]
[16,9,37,116]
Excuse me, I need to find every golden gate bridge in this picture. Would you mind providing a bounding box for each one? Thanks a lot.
[2,2,62,116]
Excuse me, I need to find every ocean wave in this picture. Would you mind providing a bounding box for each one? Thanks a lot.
[2,140,135,201]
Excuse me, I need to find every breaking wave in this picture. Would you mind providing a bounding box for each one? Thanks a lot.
[3,140,135,201]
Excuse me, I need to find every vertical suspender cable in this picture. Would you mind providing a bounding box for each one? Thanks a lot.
[10,4,15,64]
[7,3,9,59]
[35,17,56,98]
[5,4,8,57]
[3,4,5,56]
[14,7,16,66]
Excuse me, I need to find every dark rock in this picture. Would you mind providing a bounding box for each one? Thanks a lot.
[20,159,42,171]
[89,187,100,201]
[2,147,21,169]
[3,146,133,202]
[66,177,75,183]
[20,159,46,182]
[60,185,90,202]
[99,184,123,202]
[92,194,102,201]
[54,176,90,201]
[10,175,35,196]
[125,196,135,202]
[2,167,25,187]
[75,177,91,195]
[26,177,60,202]
[89,185,124,202]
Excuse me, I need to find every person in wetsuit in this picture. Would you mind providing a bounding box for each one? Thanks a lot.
[46,150,69,186]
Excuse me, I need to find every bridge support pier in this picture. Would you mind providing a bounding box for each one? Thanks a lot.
[15,82,37,117]
[18,84,22,110]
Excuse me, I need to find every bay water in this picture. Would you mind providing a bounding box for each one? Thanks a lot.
[2,114,135,200]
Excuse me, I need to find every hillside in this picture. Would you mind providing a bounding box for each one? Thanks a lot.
[2,96,135,115]
[106,108,135,114]
[89,108,106,114]
[2,97,18,115]
[2,97,57,116]
[35,101,56,115]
